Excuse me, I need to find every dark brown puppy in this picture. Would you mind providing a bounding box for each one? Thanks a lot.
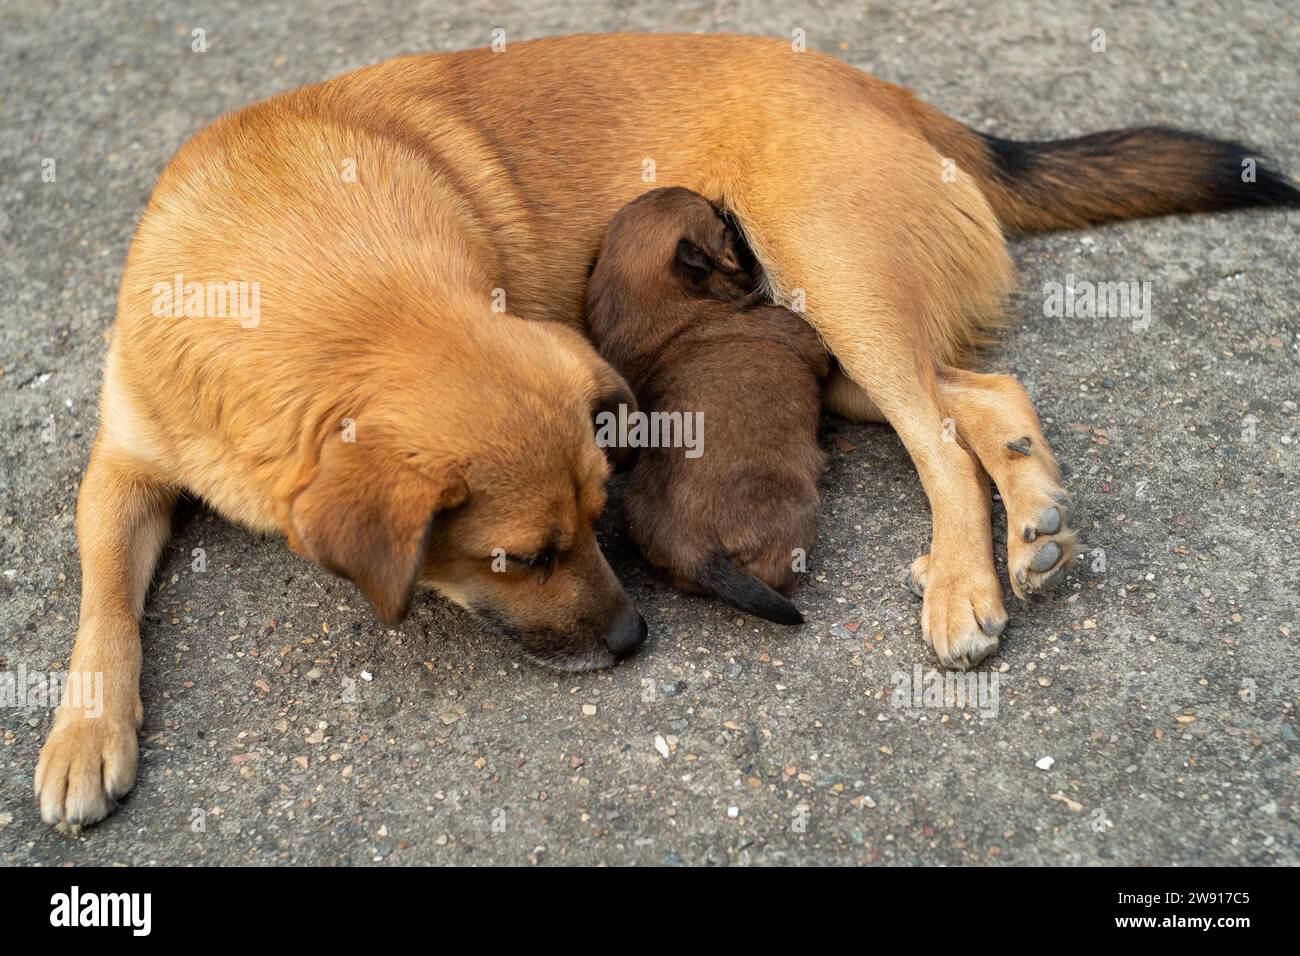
[587,187,829,624]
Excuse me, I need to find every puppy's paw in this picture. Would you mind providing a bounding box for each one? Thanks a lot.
[907,554,1007,670]
[35,710,139,832]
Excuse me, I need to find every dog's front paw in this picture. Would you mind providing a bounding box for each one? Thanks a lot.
[908,554,1007,669]
[35,710,139,832]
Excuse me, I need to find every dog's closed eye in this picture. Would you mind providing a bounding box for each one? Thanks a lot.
[507,550,552,568]
[501,549,557,582]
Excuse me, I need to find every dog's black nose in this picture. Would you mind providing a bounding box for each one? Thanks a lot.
[605,611,648,659]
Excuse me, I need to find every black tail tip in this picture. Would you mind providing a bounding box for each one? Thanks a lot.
[698,551,805,626]
[1192,131,1300,210]
[978,126,1300,227]
[762,600,805,627]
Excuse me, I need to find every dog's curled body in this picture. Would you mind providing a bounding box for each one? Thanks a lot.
[37,33,1297,830]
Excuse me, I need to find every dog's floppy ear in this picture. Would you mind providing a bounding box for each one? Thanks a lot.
[591,362,639,473]
[289,436,468,625]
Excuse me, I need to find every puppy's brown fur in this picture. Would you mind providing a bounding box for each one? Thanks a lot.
[587,188,827,624]
[39,33,1297,830]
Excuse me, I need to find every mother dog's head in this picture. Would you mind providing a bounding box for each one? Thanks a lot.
[287,311,646,672]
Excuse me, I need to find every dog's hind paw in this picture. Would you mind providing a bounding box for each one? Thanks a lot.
[1007,485,1078,599]
[35,710,139,832]
[907,554,1006,669]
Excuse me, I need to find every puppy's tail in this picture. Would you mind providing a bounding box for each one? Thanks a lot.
[697,551,804,626]
[942,123,1300,232]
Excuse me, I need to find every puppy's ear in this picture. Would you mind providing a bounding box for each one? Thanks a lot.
[675,238,713,282]
[715,224,744,274]
[591,362,639,473]
[289,437,468,624]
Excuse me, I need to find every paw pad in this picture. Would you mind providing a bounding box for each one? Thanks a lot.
[1029,540,1062,572]
[979,615,1008,637]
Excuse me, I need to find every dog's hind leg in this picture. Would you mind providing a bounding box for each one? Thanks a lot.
[938,367,1077,598]
[842,352,1007,669]
[766,261,1009,668]
[823,364,887,423]
[35,436,176,830]
[728,119,1017,668]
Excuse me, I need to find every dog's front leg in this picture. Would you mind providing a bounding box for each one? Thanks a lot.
[35,438,175,830]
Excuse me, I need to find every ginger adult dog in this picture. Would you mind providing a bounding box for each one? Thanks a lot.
[38,33,1298,829]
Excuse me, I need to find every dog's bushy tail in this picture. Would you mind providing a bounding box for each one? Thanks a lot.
[698,551,803,626]
[954,125,1300,232]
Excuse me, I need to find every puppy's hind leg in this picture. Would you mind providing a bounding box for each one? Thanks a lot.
[35,437,176,830]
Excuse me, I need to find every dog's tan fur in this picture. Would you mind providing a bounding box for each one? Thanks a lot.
[37,33,1298,829]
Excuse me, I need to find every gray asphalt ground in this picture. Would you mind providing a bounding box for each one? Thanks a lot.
[1,0,1297,866]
